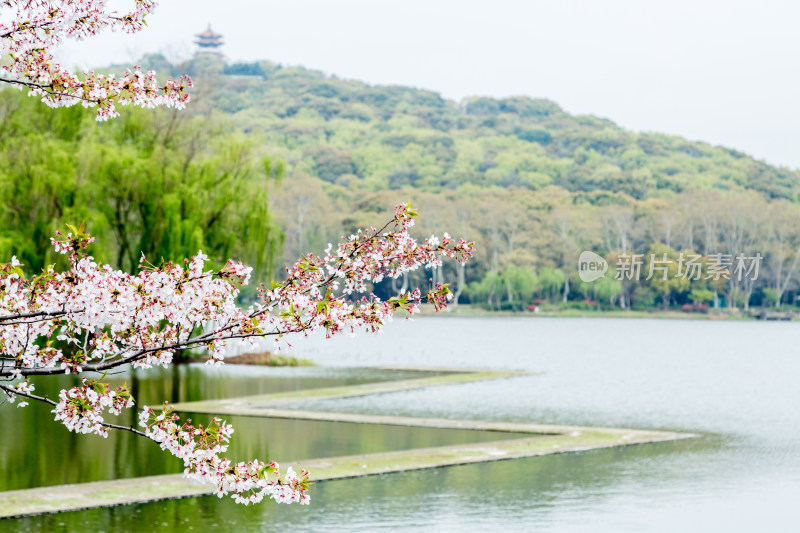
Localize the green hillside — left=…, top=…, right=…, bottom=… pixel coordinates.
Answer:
left=195, top=56, right=798, bottom=202
left=3, top=54, right=800, bottom=311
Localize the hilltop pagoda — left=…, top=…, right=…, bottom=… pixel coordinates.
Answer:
left=194, top=25, right=224, bottom=56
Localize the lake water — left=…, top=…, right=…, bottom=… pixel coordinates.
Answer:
left=4, top=317, right=800, bottom=532
left=0, top=366, right=490, bottom=491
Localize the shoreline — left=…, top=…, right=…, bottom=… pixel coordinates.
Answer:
left=414, top=305, right=792, bottom=321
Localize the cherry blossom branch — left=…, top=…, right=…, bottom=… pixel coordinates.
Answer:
left=0, top=382, right=146, bottom=437
left=1, top=210, right=471, bottom=378
left=100, top=421, right=148, bottom=437
left=0, top=0, right=192, bottom=120
left=0, top=310, right=67, bottom=322
left=0, top=383, right=56, bottom=406
left=0, top=206, right=474, bottom=506
left=0, top=20, right=55, bottom=39
left=0, top=77, right=97, bottom=103
left=4, top=315, right=320, bottom=376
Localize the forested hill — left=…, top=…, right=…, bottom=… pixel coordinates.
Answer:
left=4, top=54, right=800, bottom=311
left=171, top=55, right=799, bottom=202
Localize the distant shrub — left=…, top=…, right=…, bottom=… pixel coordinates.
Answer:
left=517, top=128, right=553, bottom=145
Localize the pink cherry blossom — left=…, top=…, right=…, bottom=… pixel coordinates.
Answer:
left=0, top=1, right=192, bottom=120
left=0, top=207, right=475, bottom=505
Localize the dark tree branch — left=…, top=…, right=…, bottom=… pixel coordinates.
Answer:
left=0, top=310, right=66, bottom=322
left=0, top=78, right=98, bottom=104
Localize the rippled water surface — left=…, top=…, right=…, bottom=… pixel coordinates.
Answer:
left=0, top=366, right=456, bottom=490
left=5, top=317, right=800, bottom=532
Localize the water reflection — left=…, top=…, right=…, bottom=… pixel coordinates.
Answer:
left=0, top=365, right=501, bottom=492
left=6, top=438, right=714, bottom=532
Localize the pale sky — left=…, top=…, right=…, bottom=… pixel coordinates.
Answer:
left=53, top=0, right=800, bottom=169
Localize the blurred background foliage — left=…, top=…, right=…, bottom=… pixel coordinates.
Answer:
left=3, top=53, right=800, bottom=311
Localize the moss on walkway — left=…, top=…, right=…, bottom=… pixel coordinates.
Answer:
left=0, top=423, right=690, bottom=518
left=167, top=368, right=532, bottom=411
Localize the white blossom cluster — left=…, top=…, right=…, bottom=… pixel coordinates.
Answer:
left=1, top=379, right=34, bottom=407
left=0, top=1, right=191, bottom=120
left=53, top=378, right=134, bottom=437
left=139, top=406, right=311, bottom=505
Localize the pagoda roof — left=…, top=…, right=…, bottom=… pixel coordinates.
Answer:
left=196, top=25, right=223, bottom=39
